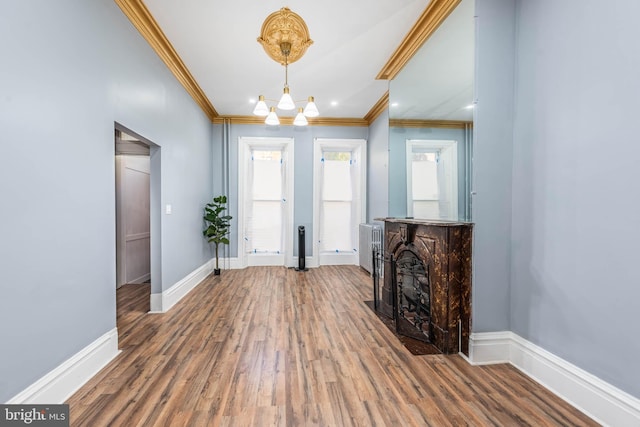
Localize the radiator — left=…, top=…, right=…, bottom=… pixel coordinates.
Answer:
left=359, top=223, right=382, bottom=275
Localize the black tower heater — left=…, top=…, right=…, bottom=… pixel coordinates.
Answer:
left=296, top=226, right=308, bottom=271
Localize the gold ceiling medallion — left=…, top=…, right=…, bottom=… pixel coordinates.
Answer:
left=257, top=7, right=313, bottom=65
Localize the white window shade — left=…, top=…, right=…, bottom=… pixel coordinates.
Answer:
left=244, top=150, right=286, bottom=254
left=320, top=156, right=354, bottom=252
left=412, top=158, right=439, bottom=200
left=248, top=201, right=282, bottom=252
left=322, top=159, right=352, bottom=201
left=252, top=155, right=282, bottom=199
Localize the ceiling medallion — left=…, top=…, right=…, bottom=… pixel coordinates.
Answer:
left=257, top=7, right=313, bottom=65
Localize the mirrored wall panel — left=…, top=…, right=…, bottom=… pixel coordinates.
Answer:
left=388, top=0, right=474, bottom=221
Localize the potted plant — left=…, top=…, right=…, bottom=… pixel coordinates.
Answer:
left=203, top=195, right=232, bottom=275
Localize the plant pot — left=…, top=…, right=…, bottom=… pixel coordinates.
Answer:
left=214, top=268, right=221, bottom=276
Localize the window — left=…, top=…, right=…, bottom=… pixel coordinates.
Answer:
left=320, top=151, right=354, bottom=252
left=238, top=137, right=294, bottom=267
left=313, top=139, right=366, bottom=266
left=245, top=150, right=284, bottom=253
left=411, top=151, right=440, bottom=218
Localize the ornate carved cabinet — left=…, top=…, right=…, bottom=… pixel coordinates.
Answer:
left=378, top=218, right=473, bottom=355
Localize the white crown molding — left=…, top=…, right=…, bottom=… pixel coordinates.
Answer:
left=466, top=331, right=640, bottom=427
left=7, top=329, right=119, bottom=404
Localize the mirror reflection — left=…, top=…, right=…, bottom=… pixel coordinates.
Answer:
left=388, top=0, right=474, bottom=222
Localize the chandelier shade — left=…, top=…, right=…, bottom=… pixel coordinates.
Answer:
left=277, top=87, right=296, bottom=111
left=303, top=96, right=319, bottom=118
left=293, top=108, right=308, bottom=126
left=265, top=107, right=280, bottom=126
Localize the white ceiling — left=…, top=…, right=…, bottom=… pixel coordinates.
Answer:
left=143, top=0, right=429, bottom=119
left=142, top=0, right=474, bottom=121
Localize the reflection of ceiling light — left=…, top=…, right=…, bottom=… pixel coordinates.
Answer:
left=252, top=8, right=319, bottom=126
left=391, top=102, right=399, bottom=107
left=465, top=104, right=475, bottom=109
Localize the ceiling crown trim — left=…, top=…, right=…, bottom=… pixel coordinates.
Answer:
left=257, top=7, right=313, bottom=65
left=376, top=0, right=461, bottom=80
left=214, top=115, right=368, bottom=127
left=389, top=119, right=471, bottom=129
left=364, top=91, right=389, bottom=125
left=114, top=0, right=218, bottom=121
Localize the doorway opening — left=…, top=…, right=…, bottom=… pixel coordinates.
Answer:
left=114, top=124, right=159, bottom=346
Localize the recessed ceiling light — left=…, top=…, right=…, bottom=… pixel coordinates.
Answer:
left=465, top=104, right=474, bottom=109
left=331, top=101, right=338, bottom=106
left=249, top=98, right=256, bottom=104
left=391, top=102, right=399, bottom=107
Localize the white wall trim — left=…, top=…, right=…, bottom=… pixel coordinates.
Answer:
left=318, top=252, right=358, bottom=266
left=467, top=332, right=640, bottom=427
left=149, top=259, right=214, bottom=313
left=223, top=256, right=317, bottom=270
left=7, top=328, right=119, bottom=404
left=304, top=256, right=319, bottom=269
left=246, top=254, right=287, bottom=267
left=467, top=331, right=512, bottom=365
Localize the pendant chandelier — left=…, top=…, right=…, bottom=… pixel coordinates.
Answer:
left=253, top=7, right=319, bottom=126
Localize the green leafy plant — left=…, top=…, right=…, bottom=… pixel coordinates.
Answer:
left=203, top=195, right=232, bottom=274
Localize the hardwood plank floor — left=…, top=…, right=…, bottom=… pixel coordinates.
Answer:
left=68, top=266, right=598, bottom=426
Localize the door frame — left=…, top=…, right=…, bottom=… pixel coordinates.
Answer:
left=114, top=123, right=161, bottom=313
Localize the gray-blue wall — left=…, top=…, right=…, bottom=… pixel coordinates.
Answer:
left=367, top=111, right=389, bottom=223
left=212, top=124, right=369, bottom=258
left=471, top=0, right=516, bottom=333
left=510, top=0, right=640, bottom=397
left=0, top=0, right=213, bottom=402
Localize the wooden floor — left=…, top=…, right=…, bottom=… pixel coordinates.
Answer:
left=68, top=266, right=598, bottom=426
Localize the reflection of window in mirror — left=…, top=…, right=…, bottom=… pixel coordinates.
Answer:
left=406, top=140, right=458, bottom=220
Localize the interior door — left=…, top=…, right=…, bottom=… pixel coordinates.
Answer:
left=115, top=155, right=150, bottom=287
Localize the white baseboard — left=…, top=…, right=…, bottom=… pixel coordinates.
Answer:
left=319, top=253, right=358, bottom=266
left=304, top=256, right=318, bottom=268
left=467, top=332, right=640, bottom=427
left=129, top=272, right=150, bottom=284
left=467, top=331, right=512, bottom=365
left=7, top=328, right=119, bottom=404
left=224, top=256, right=318, bottom=270
left=150, top=259, right=214, bottom=313
left=227, top=257, right=242, bottom=269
